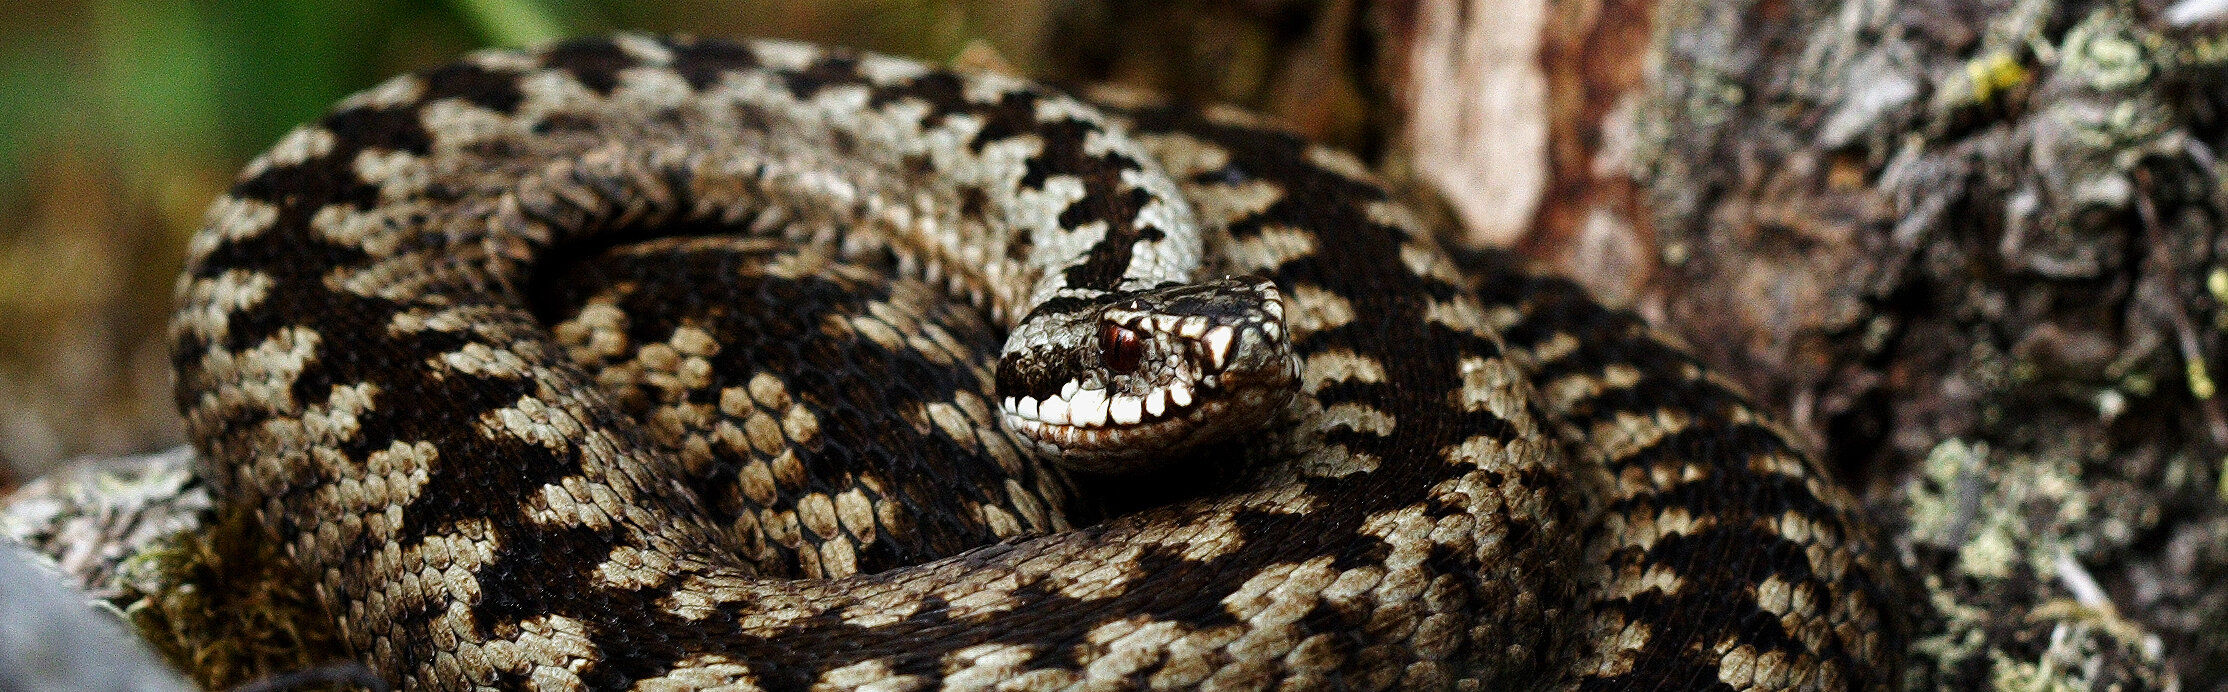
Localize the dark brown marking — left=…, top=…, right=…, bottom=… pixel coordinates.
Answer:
left=541, top=38, right=639, bottom=96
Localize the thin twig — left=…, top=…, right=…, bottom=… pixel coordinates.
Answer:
left=2133, top=167, right=2228, bottom=448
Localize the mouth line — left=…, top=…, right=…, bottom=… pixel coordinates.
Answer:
left=1002, top=395, right=1235, bottom=463
left=999, top=376, right=1212, bottom=430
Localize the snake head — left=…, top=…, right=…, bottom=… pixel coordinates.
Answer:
left=997, top=276, right=1299, bottom=474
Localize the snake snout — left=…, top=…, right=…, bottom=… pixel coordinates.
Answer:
left=996, top=277, right=1299, bottom=474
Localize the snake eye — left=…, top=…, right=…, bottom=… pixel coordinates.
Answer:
left=1101, top=322, right=1143, bottom=374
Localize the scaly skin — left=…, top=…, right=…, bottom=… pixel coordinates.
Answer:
left=171, top=34, right=1898, bottom=690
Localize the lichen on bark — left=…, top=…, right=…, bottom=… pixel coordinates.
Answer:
left=1644, top=0, right=2228, bottom=687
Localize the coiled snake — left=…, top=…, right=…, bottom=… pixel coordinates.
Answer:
left=171, top=35, right=1903, bottom=690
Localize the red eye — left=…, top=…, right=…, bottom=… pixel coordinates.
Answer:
left=1101, top=322, right=1143, bottom=374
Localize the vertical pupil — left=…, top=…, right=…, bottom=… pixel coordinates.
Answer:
left=1102, top=324, right=1143, bottom=373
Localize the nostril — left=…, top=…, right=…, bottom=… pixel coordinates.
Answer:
left=1101, top=322, right=1144, bottom=374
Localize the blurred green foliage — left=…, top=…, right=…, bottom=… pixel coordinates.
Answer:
left=0, top=0, right=1032, bottom=191
left=0, top=0, right=1049, bottom=478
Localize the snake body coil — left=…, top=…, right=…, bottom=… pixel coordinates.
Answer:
left=172, top=35, right=1901, bottom=690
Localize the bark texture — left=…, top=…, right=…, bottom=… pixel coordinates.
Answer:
left=1641, top=1, right=2226, bottom=688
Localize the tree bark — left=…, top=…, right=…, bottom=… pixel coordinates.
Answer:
left=1629, top=0, right=2219, bottom=687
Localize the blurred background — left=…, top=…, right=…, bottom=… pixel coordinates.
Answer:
left=0, top=0, right=1390, bottom=488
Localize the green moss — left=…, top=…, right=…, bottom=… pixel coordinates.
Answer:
left=2058, top=11, right=2152, bottom=92
left=115, top=510, right=350, bottom=691
left=1902, top=438, right=2171, bottom=689
left=1988, top=651, right=2081, bottom=692
left=1964, top=52, right=2030, bottom=105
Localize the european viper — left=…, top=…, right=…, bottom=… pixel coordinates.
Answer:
left=171, top=35, right=1902, bottom=690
